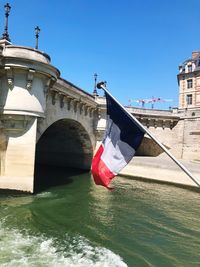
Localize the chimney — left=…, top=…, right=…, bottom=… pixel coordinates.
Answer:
left=192, top=51, right=200, bottom=59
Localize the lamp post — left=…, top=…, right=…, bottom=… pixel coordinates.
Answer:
left=35, top=26, right=40, bottom=49
left=93, top=73, right=98, bottom=96
left=2, top=3, right=11, bottom=41
left=103, top=81, right=107, bottom=97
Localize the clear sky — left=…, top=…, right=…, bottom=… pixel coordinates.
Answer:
left=2, top=0, right=200, bottom=109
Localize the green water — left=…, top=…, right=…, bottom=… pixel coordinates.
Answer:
left=0, top=171, right=200, bottom=267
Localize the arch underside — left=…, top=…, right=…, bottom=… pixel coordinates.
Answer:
left=35, top=119, right=93, bottom=170
left=136, top=136, right=165, bottom=157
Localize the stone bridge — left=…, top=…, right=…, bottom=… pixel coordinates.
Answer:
left=0, top=41, right=98, bottom=192
left=0, top=40, right=199, bottom=193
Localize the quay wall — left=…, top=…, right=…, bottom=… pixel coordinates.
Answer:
left=96, top=97, right=200, bottom=161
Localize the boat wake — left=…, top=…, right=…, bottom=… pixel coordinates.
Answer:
left=0, top=222, right=127, bottom=267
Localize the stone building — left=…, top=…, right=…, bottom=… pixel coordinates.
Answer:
left=178, top=51, right=200, bottom=111
left=174, top=52, right=200, bottom=160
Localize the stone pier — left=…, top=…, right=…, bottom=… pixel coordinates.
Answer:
left=0, top=40, right=59, bottom=192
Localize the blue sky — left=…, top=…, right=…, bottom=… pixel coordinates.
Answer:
left=2, top=0, right=200, bottom=109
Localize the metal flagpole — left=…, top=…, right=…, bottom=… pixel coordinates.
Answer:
left=97, top=81, right=200, bottom=187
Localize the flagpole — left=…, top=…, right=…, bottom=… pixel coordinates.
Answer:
left=97, top=81, right=200, bottom=187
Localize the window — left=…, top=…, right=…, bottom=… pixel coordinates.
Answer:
left=187, top=79, right=193, bottom=88
left=186, top=94, right=192, bottom=105
left=188, top=65, right=192, bottom=72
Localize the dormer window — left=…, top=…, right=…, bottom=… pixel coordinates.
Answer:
left=188, top=65, right=192, bottom=72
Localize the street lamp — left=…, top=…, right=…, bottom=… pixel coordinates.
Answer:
left=2, top=3, right=11, bottom=41
left=102, top=81, right=107, bottom=97
left=93, top=73, right=98, bottom=96
left=35, top=26, right=40, bottom=49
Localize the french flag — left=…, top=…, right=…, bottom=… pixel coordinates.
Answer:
left=91, top=92, right=145, bottom=189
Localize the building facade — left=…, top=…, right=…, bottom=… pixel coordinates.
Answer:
left=178, top=51, right=200, bottom=110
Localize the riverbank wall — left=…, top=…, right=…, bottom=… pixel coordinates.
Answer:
left=119, top=156, right=200, bottom=188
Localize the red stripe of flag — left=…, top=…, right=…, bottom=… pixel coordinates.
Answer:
left=91, top=144, right=115, bottom=188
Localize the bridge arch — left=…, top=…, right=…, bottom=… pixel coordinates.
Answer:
left=35, top=119, right=93, bottom=170
left=136, top=136, right=164, bottom=157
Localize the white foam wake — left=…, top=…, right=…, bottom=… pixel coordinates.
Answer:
left=0, top=225, right=127, bottom=267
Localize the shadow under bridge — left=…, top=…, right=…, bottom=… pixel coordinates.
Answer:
left=34, top=119, right=93, bottom=191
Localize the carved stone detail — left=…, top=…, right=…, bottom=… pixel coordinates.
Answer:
left=44, top=79, right=50, bottom=95
left=170, top=120, right=174, bottom=130
left=5, top=66, right=14, bottom=89
left=162, top=120, right=166, bottom=129
left=146, top=118, right=150, bottom=128
left=0, top=114, right=32, bottom=135
left=154, top=119, right=158, bottom=128
left=85, top=106, right=89, bottom=116
left=26, top=69, right=35, bottom=90
left=44, top=77, right=56, bottom=95
left=89, top=107, right=93, bottom=117
left=79, top=103, right=84, bottom=114
left=59, top=94, right=65, bottom=108
left=73, top=100, right=79, bottom=113
left=51, top=90, right=57, bottom=105
left=66, top=97, right=73, bottom=111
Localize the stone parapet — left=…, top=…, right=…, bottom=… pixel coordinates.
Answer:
left=0, top=45, right=60, bottom=118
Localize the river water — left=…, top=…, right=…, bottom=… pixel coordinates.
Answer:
left=0, top=170, right=200, bottom=267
